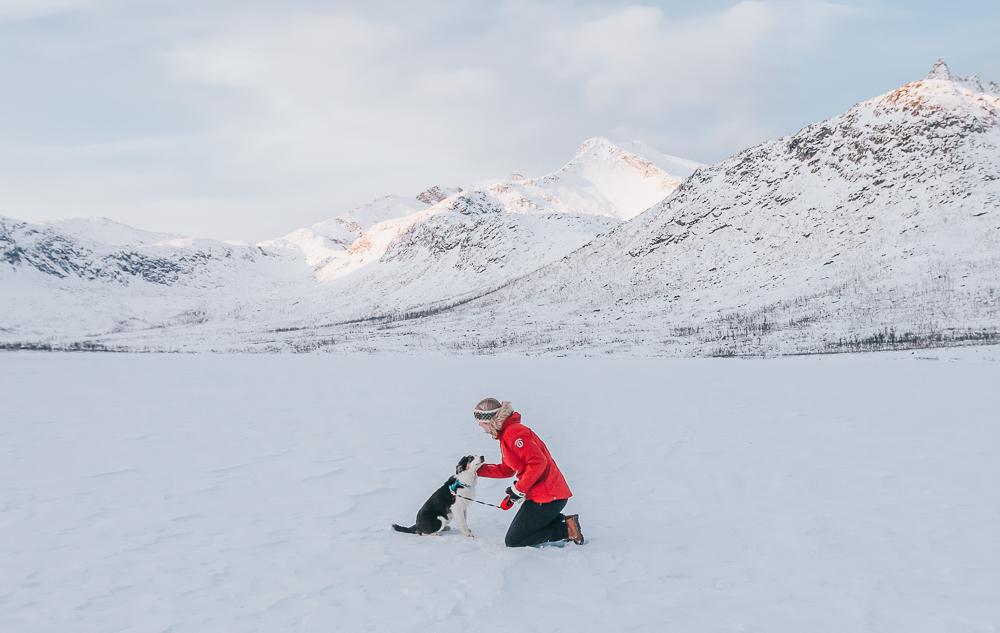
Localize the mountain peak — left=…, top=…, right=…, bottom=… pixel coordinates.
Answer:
left=416, top=186, right=459, bottom=206
left=926, top=58, right=952, bottom=81
left=571, top=137, right=703, bottom=179
left=575, top=136, right=621, bottom=157
left=916, top=59, right=995, bottom=96
left=869, top=61, right=999, bottom=116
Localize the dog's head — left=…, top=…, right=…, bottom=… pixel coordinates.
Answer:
left=456, top=454, right=486, bottom=476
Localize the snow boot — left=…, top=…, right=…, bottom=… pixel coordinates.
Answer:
left=565, top=514, right=585, bottom=545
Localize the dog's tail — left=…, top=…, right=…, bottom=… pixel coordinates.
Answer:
left=392, top=523, right=419, bottom=534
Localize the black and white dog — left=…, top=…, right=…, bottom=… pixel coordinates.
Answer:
left=392, top=455, right=484, bottom=537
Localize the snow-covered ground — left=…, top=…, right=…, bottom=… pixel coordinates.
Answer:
left=2, top=350, right=999, bottom=632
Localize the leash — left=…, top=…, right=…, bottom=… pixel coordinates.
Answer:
left=455, top=493, right=503, bottom=509
left=449, top=480, right=503, bottom=510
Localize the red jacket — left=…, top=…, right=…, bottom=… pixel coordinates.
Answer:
left=477, top=412, right=572, bottom=503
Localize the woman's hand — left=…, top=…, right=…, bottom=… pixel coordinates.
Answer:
left=499, top=484, right=525, bottom=510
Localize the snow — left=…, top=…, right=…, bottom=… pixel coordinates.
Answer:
left=261, top=223, right=361, bottom=269
left=2, top=63, right=998, bottom=355
left=39, top=218, right=183, bottom=247
left=615, top=139, right=705, bottom=178
left=1, top=136, right=689, bottom=344
left=339, top=194, right=431, bottom=229
left=495, top=136, right=686, bottom=221
left=380, top=60, right=999, bottom=357
left=3, top=351, right=999, bottom=632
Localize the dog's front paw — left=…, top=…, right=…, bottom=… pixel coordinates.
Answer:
left=462, top=530, right=475, bottom=538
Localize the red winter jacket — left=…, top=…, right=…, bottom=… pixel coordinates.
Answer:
left=477, top=412, right=572, bottom=503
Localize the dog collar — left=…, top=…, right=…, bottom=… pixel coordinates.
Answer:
left=448, top=480, right=467, bottom=494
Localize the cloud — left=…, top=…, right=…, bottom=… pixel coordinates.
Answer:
left=163, top=3, right=862, bottom=175
left=165, top=12, right=490, bottom=170
left=0, top=0, right=97, bottom=20
left=542, top=1, right=863, bottom=116
left=2, top=2, right=876, bottom=240
left=412, top=67, right=501, bottom=99
left=168, top=12, right=402, bottom=102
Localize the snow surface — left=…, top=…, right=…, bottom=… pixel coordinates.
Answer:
left=2, top=351, right=999, bottom=632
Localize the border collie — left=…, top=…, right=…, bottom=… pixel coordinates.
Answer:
left=392, top=455, right=484, bottom=537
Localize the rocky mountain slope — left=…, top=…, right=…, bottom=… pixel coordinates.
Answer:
left=1, top=138, right=690, bottom=346
left=2, top=62, right=997, bottom=355
left=344, top=60, right=998, bottom=355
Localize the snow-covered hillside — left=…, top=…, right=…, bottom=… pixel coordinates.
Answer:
left=483, top=136, right=688, bottom=221
left=317, top=60, right=999, bottom=356
left=262, top=137, right=684, bottom=283
left=2, top=62, right=998, bottom=355
left=1, top=138, right=690, bottom=344
left=0, top=215, right=310, bottom=341
left=4, top=351, right=999, bottom=632
left=258, top=190, right=459, bottom=270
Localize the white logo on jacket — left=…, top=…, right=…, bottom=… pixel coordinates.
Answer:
left=514, top=438, right=524, bottom=449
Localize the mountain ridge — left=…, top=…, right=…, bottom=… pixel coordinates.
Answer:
left=0, top=137, right=692, bottom=342
left=2, top=61, right=998, bottom=355
left=370, top=60, right=999, bottom=355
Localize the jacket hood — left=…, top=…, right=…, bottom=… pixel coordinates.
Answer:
left=497, top=412, right=522, bottom=438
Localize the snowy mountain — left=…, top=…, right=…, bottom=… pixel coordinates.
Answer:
left=257, top=189, right=453, bottom=270
left=3, top=62, right=997, bottom=354
left=275, top=138, right=686, bottom=323
left=483, top=136, right=689, bottom=221
left=1, top=138, right=691, bottom=347
left=612, top=139, right=704, bottom=183
left=262, top=138, right=686, bottom=283
left=357, top=60, right=999, bottom=355
left=0, top=215, right=308, bottom=342
left=0, top=215, right=298, bottom=295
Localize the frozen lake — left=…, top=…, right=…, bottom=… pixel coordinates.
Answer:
left=2, top=350, right=999, bottom=632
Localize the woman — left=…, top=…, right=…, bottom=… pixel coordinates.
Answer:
left=474, top=398, right=584, bottom=547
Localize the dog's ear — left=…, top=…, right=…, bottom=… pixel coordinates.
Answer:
left=456, top=455, right=473, bottom=474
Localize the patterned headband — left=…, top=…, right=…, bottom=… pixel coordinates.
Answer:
left=473, top=407, right=501, bottom=421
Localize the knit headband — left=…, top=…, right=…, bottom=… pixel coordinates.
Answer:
left=473, top=400, right=511, bottom=420
left=475, top=401, right=513, bottom=437
left=474, top=406, right=501, bottom=420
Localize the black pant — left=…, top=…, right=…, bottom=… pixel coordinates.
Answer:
left=505, top=499, right=569, bottom=547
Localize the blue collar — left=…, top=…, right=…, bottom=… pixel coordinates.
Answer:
left=448, top=480, right=467, bottom=493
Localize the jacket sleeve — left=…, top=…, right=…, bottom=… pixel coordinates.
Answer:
left=511, top=436, right=548, bottom=494
left=477, top=462, right=515, bottom=478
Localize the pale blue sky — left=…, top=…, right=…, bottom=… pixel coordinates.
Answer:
left=1, top=1, right=997, bottom=241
